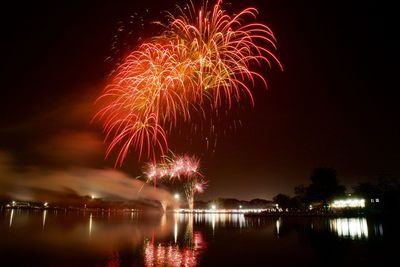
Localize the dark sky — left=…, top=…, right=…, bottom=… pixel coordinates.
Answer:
left=1, top=0, right=398, bottom=200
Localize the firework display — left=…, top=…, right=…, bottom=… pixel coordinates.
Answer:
left=142, top=155, right=207, bottom=209
left=95, top=0, right=281, bottom=164
left=143, top=155, right=199, bottom=182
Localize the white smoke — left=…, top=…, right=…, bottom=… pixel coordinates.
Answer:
left=0, top=151, right=175, bottom=206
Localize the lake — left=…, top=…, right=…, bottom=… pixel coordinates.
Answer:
left=0, top=209, right=398, bottom=266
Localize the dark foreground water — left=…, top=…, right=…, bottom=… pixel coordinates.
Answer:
left=0, top=209, right=398, bottom=267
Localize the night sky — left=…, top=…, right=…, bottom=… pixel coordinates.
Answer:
left=1, top=0, right=398, bottom=200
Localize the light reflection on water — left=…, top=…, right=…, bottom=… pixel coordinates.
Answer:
left=42, top=210, right=47, bottom=229
left=329, top=218, right=369, bottom=239
left=9, top=208, right=14, bottom=228
left=5, top=209, right=386, bottom=239
left=143, top=216, right=206, bottom=267
left=144, top=231, right=205, bottom=267
left=0, top=209, right=390, bottom=266
left=89, top=213, right=93, bottom=237
left=192, top=213, right=247, bottom=229
left=276, top=217, right=282, bottom=235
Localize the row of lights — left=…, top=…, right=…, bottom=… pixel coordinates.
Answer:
left=331, top=198, right=366, bottom=208
left=5, top=194, right=98, bottom=208
left=6, top=201, right=48, bottom=208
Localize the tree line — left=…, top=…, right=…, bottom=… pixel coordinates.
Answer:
left=273, top=167, right=400, bottom=214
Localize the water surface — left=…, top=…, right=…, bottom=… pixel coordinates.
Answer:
left=0, top=209, right=397, bottom=266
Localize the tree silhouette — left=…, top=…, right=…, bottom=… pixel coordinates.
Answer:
left=354, top=176, right=400, bottom=211
left=273, top=194, right=291, bottom=209
left=353, top=182, right=378, bottom=199
left=305, top=168, right=346, bottom=204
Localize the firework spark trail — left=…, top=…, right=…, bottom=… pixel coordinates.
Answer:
left=95, top=43, right=189, bottom=165
left=184, top=178, right=208, bottom=210
left=95, top=0, right=282, bottom=165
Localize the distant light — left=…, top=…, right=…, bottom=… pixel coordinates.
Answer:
left=12, top=201, right=16, bottom=206
left=211, top=205, right=216, bottom=210
left=309, top=205, right=313, bottom=210
left=91, top=195, right=95, bottom=199
left=331, top=198, right=365, bottom=208
left=174, top=193, right=180, bottom=200
left=239, top=205, right=242, bottom=209
left=44, top=202, right=49, bottom=207
left=375, top=198, right=379, bottom=203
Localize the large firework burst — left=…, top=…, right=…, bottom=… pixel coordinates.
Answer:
left=95, top=0, right=281, bottom=165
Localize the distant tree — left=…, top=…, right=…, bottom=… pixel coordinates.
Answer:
left=306, top=168, right=346, bottom=204
left=289, top=195, right=307, bottom=210
left=249, top=198, right=270, bottom=208
left=376, top=176, right=400, bottom=210
left=217, top=198, right=241, bottom=209
left=353, top=176, right=400, bottom=212
left=353, top=182, right=379, bottom=199
left=273, top=194, right=291, bottom=209
left=194, top=200, right=209, bottom=209
left=293, top=184, right=309, bottom=205
left=294, top=184, right=307, bottom=197
left=377, top=176, right=399, bottom=193
left=239, top=200, right=249, bottom=208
